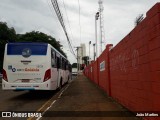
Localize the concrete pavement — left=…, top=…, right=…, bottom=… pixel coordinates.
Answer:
left=41, top=75, right=141, bottom=120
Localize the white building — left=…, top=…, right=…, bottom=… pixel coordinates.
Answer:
left=77, top=43, right=86, bottom=65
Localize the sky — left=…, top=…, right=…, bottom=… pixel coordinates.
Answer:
left=0, top=0, right=159, bottom=64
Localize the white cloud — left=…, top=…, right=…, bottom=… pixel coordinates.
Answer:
left=0, top=0, right=160, bottom=64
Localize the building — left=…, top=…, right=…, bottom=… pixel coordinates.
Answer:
left=77, top=44, right=86, bottom=70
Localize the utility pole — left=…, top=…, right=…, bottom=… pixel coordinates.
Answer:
left=89, top=41, right=91, bottom=65
left=95, top=12, right=99, bottom=58
left=81, top=46, right=83, bottom=65
left=98, top=0, right=105, bottom=54
left=93, top=43, right=96, bottom=61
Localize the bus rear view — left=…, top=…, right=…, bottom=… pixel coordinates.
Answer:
left=2, top=42, right=52, bottom=90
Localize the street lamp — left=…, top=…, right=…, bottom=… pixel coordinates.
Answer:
left=93, top=43, right=96, bottom=61
left=89, top=41, right=91, bottom=65
left=95, top=12, right=99, bottom=59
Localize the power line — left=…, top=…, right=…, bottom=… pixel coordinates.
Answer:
left=77, top=0, right=82, bottom=44
left=62, top=0, right=75, bottom=45
left=46, top=0, right=75, bottom=56
left=46, top=0, right=74, bottom=56
left=51, top=0, right=76, bottom=58
left=46, top=0, right=55, bottom=19
left=61, top=0, right=79, bottom=57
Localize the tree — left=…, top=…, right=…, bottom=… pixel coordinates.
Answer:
left=0, top=22, right=17, bottom=72
left=82, top=56, right=89, bottom=65
left=135, top=14, right=144, bottom=26
left=17, top=31, right=66, bottom=57
left=0, top=22, right=67, bottom=72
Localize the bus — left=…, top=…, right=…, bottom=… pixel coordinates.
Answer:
left=2, top=42, right=71, bottom=90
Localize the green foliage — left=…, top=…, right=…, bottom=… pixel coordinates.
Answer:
left=0, top=22, right=67, bottom=72
left=0, top=22, right=17, bottom=72
left=82, top=56, right=89, bottom=65
left=0, top=22, right=17, bottom=42
left=17, top=31, right=66, bottom=57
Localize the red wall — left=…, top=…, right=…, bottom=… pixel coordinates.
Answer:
left=84, top=3, right=160, bottom=120
left=98, top=45, right=112, bottom=96
left=92, top=60, right=99, bottom=84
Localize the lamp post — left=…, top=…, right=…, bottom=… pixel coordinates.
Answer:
left=95, top=12, right=99, bottom=59
left=93, top=43, right=96, bottom=61
left=89, top=41, right=91, bottom=65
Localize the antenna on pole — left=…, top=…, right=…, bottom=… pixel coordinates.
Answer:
left=135, top=14, right=144, bottom=26
left=98, top=0, right=105, bottom=54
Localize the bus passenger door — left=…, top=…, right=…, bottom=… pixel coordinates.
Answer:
left=56, top=56, right=61, bottom=88
left=51, top=50, right=58, bottom=89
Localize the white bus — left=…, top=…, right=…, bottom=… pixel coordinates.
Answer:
left=2, top=42, right=71, bottom=90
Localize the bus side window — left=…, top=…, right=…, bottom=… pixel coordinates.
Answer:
left=68, top=62, right=71, bottom=71
left=63, top=59, right=65, bottom=70
left=55, top=52, right=57, bottom=67
left=60, top=57, right=62, bottom=69
left=62, top=58, right=65, bottom=70
left=57, top=56, right=60, bottom=69
left=51, top=49, right=56, bottom=68
left=65, top=60, right=67, bottom=70
left=57, top=57, right=59, bottom=68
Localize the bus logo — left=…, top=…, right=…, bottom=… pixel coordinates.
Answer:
left=22, top=48, right=31, bottom=58
left=8, top=65, right=16, bottom=72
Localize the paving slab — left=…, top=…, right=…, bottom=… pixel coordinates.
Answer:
left=41, top=75, right=141, bottom=120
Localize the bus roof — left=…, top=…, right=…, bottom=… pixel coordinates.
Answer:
left=7, top=42, right=48, bottom=46
left=7, top=42, right=69, bottom=62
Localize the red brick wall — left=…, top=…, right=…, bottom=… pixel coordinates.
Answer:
left=109, top=3, right=160, bottom=114
left=98, top=45, right=112, bottom=96
left=84, top=3, right=160, bottom=119
left=92, top=61, right=99, bottom=84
